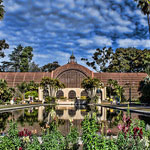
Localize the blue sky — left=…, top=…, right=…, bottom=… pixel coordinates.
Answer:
left=0, top=0, right=150, bottom=67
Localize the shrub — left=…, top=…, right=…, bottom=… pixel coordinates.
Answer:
left=25, top=91, right=38, bottom=100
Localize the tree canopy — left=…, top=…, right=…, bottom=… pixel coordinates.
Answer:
left=82, top=47, right=150, bottom=72
left=3, top=45, right=33, bottom=72
left=41, top=61, right=60, bottom=72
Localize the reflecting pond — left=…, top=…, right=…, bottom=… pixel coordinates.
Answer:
left=0, top=105, right=150, bottom=136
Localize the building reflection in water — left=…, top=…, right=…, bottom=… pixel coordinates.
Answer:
left=0, top=105, right=147, bottom=136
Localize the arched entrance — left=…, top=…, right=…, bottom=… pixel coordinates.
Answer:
left=68, top=90, right=76, bottom=99
left=56, top=90, right=64, bottom=98
left=81, top=90, right=88, bottom=97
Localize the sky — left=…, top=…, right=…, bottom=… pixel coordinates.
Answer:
left=0, top=0, right=150, bottom=67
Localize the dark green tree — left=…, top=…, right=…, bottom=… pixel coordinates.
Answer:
left=0, top=79, right=15, bottom=102
left=0, top=40, right=9, bottom=71
left=81, top=47, right=113, bottom=72
left=5, top=45, right=33, bottom=72
left=9, top=45, right=23, bottom=72
left=20, top=46, right=33, bottom=72
left=139, top=65, right=150, bottom=103
left=41, top=61, right=60, bottom=72
left=134, top=0, right=150, bottom=35
left=107, top=48, right=150, bottom=72
left=83, top=47, right=150, bottom=72
left=29, top=62, right=41, bottom=72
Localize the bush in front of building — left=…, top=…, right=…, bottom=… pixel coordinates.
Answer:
left=45, top=96, right=56, bottom=103
left=25, top=91, right=38, bottom=100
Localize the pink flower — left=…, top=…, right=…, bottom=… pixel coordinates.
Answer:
left=118, top=124, right=122, bottom=130
left=107, top=129, right=111, bottom=134
left=123, top=114, right=126, bottom=122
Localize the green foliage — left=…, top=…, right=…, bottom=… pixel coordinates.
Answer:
left=20, top=46, right=33, bottom=72
left=4, top=45, right=33, bottom=72
left=41, top=61, right=60, bottom=72
left=0, top=122, right=21, bottom=149
left=0, top=79, right=15, bottom=102
left=45, top=96, right=56, bottom=103
left=82, top=113, right=100, bottom=150
left=81, top=47, right=113, bottom=72
left=29, top=61, right=41, bottom=72
left=81, top=77, right=103, bottom=98
left=25, top=91, right=38, bottom=100
left=106, top=79, right=125, bottom=102
left=65, top=126, right=79, bottom=150
left=41, top=128, right=65, bottom=150
left=26, top=135, right=41, bottom=150
left=82, top=47, right=150, bottom=73
left=40, top=77, right=65, bottom=98
left=139, top=66, right=150, bottom=103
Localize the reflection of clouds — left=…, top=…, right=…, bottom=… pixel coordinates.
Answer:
left=1, top=0, right=149, bottom=67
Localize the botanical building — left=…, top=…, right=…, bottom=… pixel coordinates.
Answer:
left=0, top=54, right=147, bottom=100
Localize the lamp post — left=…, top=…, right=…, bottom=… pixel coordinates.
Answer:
left=126, top=82, right=134, bottom=105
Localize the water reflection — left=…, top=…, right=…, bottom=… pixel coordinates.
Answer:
left=0, top=105, right=150, bottom=136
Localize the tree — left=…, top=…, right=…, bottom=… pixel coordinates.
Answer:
left=17, top=82, right=28, bottom=100
left=81, top=47, right=113, bottom=72
left=81, top=77, right=103, bottom=98
left=9, top=45, right=23, bottom=72
left=40, top=77, right=65, bottom=98
left=134, top=0, right=150, bottom=35
left=83, top=47, right=150, bottom=72
left=107, top=79, right=118, bottom=98
left=0, top=40, right=9, bottom=71
left=106, top=79, right=125, bottom=102
left=0, top=79, right=15, bottom=102
left=6, top=45, right=33, bottom=72
left=107, top=48, right=148, bottom=72
left=20, top=46, right=33, bottom=72
left=0, top=0, right=5, bottom=20
left=41, top=61, right=60, bottom=72
left=29, top=62, right=41, bottom=72
left=139, top=65, right=150, bottom=103
left=26, top=81, right=39, bottom=92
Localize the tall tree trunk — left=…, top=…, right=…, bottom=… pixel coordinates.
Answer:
left=147, top=14, right=150, bottom=37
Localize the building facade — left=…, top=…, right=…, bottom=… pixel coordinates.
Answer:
left=0, top=54, right=147, bottom=101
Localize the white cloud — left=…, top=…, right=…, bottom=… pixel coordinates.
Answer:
left=77, top=39, right=93, bottom=47
left=34, top=54, right=50, bottom=59
left=87, top=49, right=96, bottom=54
left=93, top=36, right=112, bottom=46
left=117, top=39, right=150, bottom=48
left=107, top=26, right=132, bottom=33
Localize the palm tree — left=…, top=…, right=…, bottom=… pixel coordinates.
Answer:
left=134, top=0, right=150, bottom=35
left=17, top=82, right=28, bottom=100
left=40, top=77, right=65, bottom=97
left=107, top=79, right=118, bottom=98
left=114, top=85, right=124, bottom=102
left=81, top=77, right=103, bottom=98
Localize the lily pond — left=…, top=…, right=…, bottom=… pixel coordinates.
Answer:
left=0, top=105, right=150, bottom=136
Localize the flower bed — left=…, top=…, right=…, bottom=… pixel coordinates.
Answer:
left=0, top=112, right=150, bottom=150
